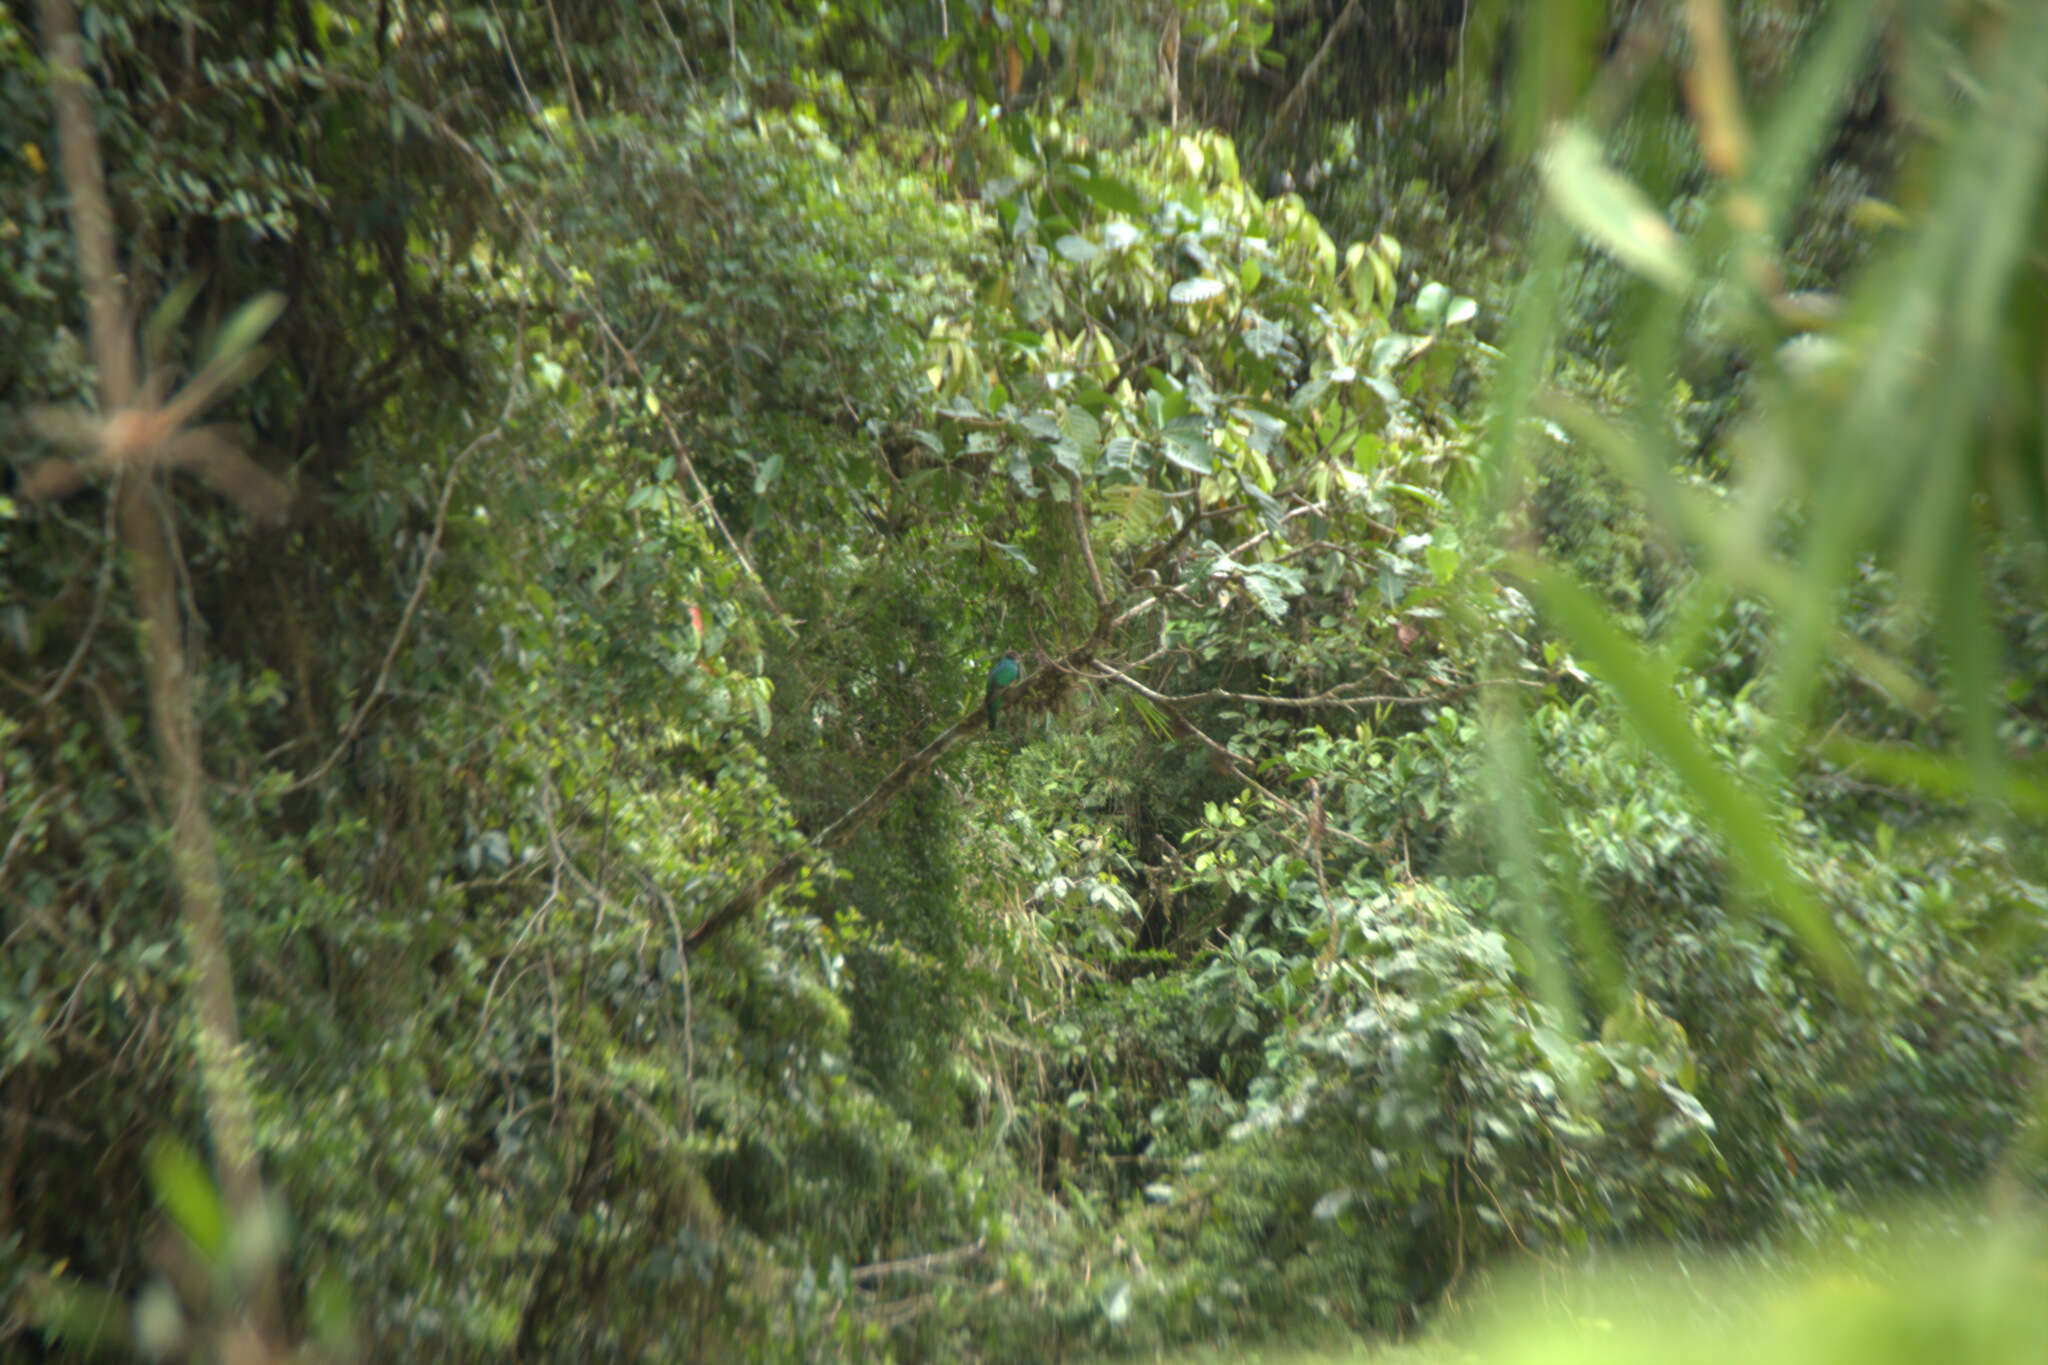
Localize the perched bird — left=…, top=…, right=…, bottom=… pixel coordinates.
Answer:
left=985, top=650, right=1022, bottom=728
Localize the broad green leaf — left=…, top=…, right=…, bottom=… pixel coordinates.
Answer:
left=1100, top=482, right=1169, bottom=547
left=1160, top=415, right=1214, bottom=473
left=1425, top=543, right=1460, bottom=584
left=1100, top=218, right=1141, bottom=251
left=147, top=1137, right=228, bottom=1258
left=1289, top=373, right=1331, bottom=414
left=1242, top=562, right=1305, bottom=620
left=1055, top=234, right=1100, bottom=265
left=1370, top=334, right=1420, bottom=374
left=1539, top=122, right=1693, bottom=292
left=1413, top=281, right=1451, bottom=328
left=1070, top=171, right=1147, bottom=217
left=1060, top=405, right=1101, bottom=455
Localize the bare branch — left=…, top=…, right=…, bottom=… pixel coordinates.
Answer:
left=14, top=457, right=84, bottom=501
left=847, top=1237, right=987, bottom=1285
left=42, top=2, right=135, bottom=405
left=685, top=655, right=1067, bottom=951
left=1088, top=659, right=1389, bottom=855
left=1060, top=467, right=1113, bottom=627
left=35, top=485, right=120, bottom=707
left=1128, top=678, right=1481, bottom=712
left=1253, top=0, right=1366, bottom=164
left=263, top=422, right=503, bottom=796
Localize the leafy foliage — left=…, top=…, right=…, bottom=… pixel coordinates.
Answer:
left=4, top=1, right=2045, bottom=1361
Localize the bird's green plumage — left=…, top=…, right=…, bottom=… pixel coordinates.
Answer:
left=985, top=651, right=1022, bottom=728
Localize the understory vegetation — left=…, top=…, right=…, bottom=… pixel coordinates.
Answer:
left=3, top=1, right=2046, bottom=1361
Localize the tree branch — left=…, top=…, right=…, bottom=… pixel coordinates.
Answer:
left=684, top=660, right=1063, bottom=952
left=1086, top=659, right=1389, bottom=855
left=1253, top=0, right=1366, bottom=164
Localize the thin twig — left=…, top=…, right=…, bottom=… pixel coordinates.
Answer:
left=647, top=1, right=699, bottom=83
left=35, top=490, right=120, bottom=707
left=1253, top=0, right=1366, bottom=163
left=264, top=421, right=502, bottom=795
left=478, top=887, right=561, bottom=1047
left=846, top=1237, right=987, bottom=1284
left=1088, top=659, right=1389, bottom=855
left=541, top=0, right=586, bottom=126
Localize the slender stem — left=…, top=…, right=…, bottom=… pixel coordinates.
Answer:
left=40, top=0, right=276, bottom=1338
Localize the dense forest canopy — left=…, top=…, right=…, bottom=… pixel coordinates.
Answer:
left=3, top=0, right=2046, bottom=1360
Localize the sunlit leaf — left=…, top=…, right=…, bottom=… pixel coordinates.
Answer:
left=1160, top=414, right=1214, bottom=473
left=203, top=290, right=287, bottom=371
left=1539, top=122, right=1693, bottom=292
left=147, top=1137, right=228, bottom=1259
left=1069, top=170, right=1147, bottom=217
left=1054, top=234, right=1099, bottom=264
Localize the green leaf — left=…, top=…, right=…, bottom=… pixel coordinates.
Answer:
left=206, top=290, right=288, bottom=366
left=1160, top=415, right=1214, bottom=473
left=1822, top=739, right=2048, bottom=819
left=147, top=1137, right=228, bottom=1259
left=1242, top=562, right=1305, bottom=620
left=1425, top=543, right=1460, bottom=584
left=1413, top=281, right=1451, bottom=328
left=1523, top=563, right=1850, bottom=985
left=1054, top=234, right=1099, bottom=265
left=1539, top=122, right=1693, bottom=292
left=990, top=540, right=1040, bottom=575
left=1070, top=170, right=1147, bottom=217
left=23, top=1274, right=129, bottom=1351
left=1370, top=334, right=1421, bottom=374
left=1060, top=405, right=1102, bottom=455
left=146, top=276, right=205, bottom=350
